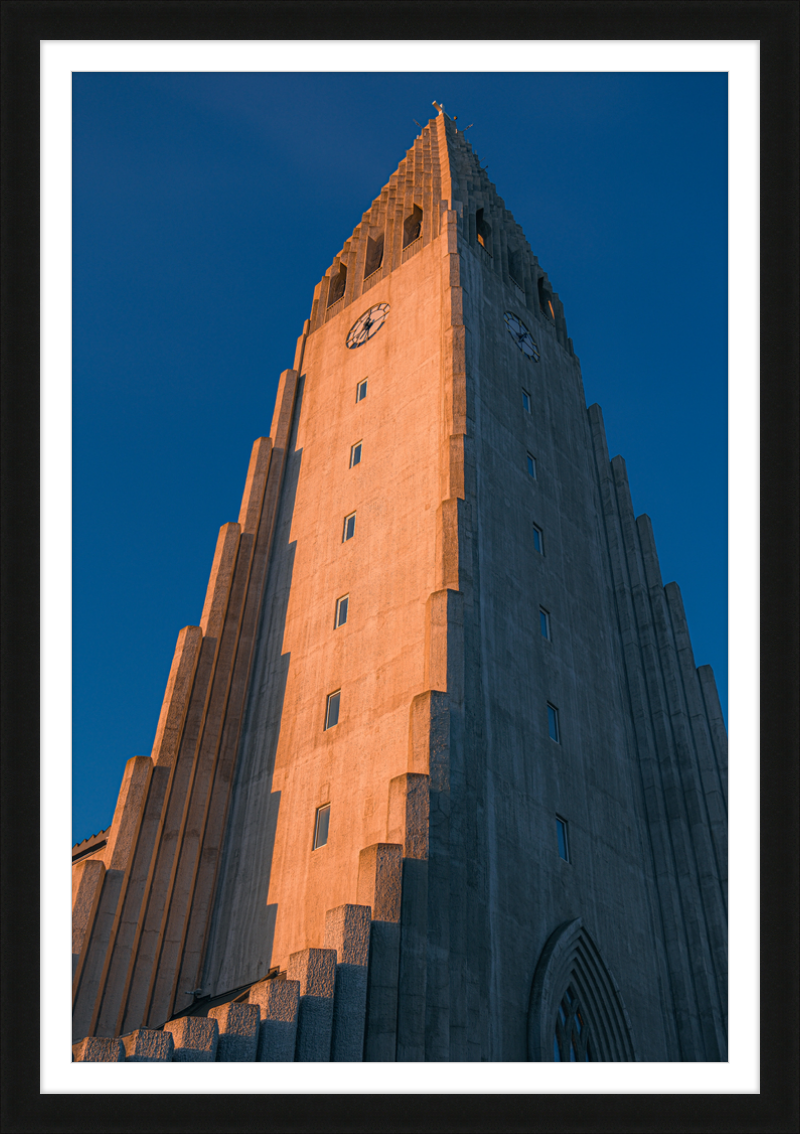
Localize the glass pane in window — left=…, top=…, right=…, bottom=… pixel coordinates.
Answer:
left=527, top=454, right=536, bottom=477
left=557, top=818, right=568, bottom=860
left=350, top=442, right=362, bottom=467
left=344, top=513, right=356, bottom=541
left=548, top=704, right=559, bottom=742
left=314, top=804, right=330, bottom=849
left=325, top=691, right=340, bottom=729
left=540, top=609, right=549, bottom=638
left=357, top=380, right=367, bottom=401
left=533, top=526, right=542, bottom=553
left=336, top=596, right=348, bottom=627
left=522, top=390, right=531, bottom=411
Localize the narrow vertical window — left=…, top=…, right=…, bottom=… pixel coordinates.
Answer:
left=325, top=691, right=341, bottom=730
left=556, top=816, right=569, bottom=861
left=539, top=607, right=551, bottom=640
left=527, top=453, right=537, bottom=478
left=313, top=804, right=331, bottom=849
left=532, top=524, right=544, bottom=553
left=522, top=389, right=531, bottom=412
left=350, top=441, right=362, bottom=468
left=335, top=595, right=349, bottom=628
left=547, top=703, right=560, bottom=742
left=356, top=379, right=368, bottom=402
left=343, top=512, right=356, bottom=542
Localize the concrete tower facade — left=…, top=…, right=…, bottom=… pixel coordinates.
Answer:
left=72, top=108, right=727, bottom=1062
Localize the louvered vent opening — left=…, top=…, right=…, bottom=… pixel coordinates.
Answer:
left=402, top=205, right=422, bottom=248
left=476, top=208, right=492, bottom=255
left=364, top=234, right=384, bottom=278
left=327, top=263, right=347, bottom=307
left=508, top=247, right=523, bottom=287
left=538, top=276, right=555, bottom=319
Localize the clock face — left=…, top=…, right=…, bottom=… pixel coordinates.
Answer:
left=504, top=311, right=540, bottom=362
left=346, top=303, right=390, bottom=349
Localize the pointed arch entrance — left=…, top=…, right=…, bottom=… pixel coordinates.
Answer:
left=528, top=918, right=637, bottom=1061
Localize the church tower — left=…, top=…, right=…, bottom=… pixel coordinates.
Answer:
left=72, top=106, right=728, bottom=1062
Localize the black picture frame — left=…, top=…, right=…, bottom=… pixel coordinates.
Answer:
left=2, top=2, right=797, bottom=1132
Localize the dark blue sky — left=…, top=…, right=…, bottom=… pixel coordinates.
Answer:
left=72, top=72, right=727, bottom=844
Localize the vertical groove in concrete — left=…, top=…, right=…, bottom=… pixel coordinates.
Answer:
left=585, top=405, right=679, bottom=1061
left=200, top=523, right=244, bottom=637
left=698, top=664, right=728, bottom=804
left=82, top=626, right=202, bottom=1037
left=396, top=856, right=428, bottom=1061
left=587, top=406, right=691, bottom=1060
left=612, top=457, right=724, bottom=1060
left=111, top=530, right=243, bottom=1035
left=358, top=845, right=402, bottom=1061
left=141, top=535, right=257, bottom=1024
left=612, top=456, right=712, bottom=1059
left=636, top=518, right=728, bottom=1049
left=324, top=904, right=371, bottom=1061
left=167, top=370, right=301, bottom=1022
left=72, top=858, right=105, bottom=984
left=104, top=443, right=270, bottom=1035
left=147, top=626, right=205, bottom=772
left=73, top=755, right=154, bottom=1041
left=664, top=582, right=729, bottom=891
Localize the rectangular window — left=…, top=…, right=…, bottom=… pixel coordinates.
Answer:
left=539, top=607, right=550, bottom=639
left=527, top=453, right=537, bottom=478
left=356, top=379, right=368, bottom=402
left=325, top=690, right=341, bottom=730
left=350, top=441, right=362, bottom=468
left=522, top=389, right=531, bottom=412
left=313, top=804, right=331, bottom=849
left=343, top=512, right=356, bottom=542
left=547, top=702, right=560, bottom=742
left=532, top=523, right=544, bottom=553
left=556, top=816, right=569, bottom=861
left=335, top=594, right=349, bottom=628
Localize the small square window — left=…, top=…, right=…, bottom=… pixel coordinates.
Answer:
left=313, top=804, right=330, bottom=849
left=539, top=607, right=551, bottom=639
left=356, top=379, right=368, bottom=402
left=522, top=389, right=531, bottom=412
left=325, top=690, right=341, bottom=730
left=350, top=441, right=362, bottom=468
left=527, top=453, right=537, bottom=478
left=547, top=703, right=560, bottom=742
left=556, top=816, right=569, bottom=861
left=343, top=512, right=356, bottom=542
left=532, top=524, right=544, bottom=553
left=335, top=595, right=349, bottom=628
